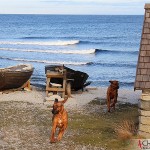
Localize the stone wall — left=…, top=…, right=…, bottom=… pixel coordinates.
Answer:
left=138, top=89, right=150, bottom=138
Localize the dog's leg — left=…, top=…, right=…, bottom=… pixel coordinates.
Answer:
left=50, top=122, right=57, bottom=143
left=110, top=99, right=115, bottom=108
left=57, top=124, right=67, bottom=141
left=106, top=88, right=111, bottom=112
left=57, top=128, right=65, bottom=141
left=113, top=97, right=117, bottom=110
left=107, top=95, right=111, bottom=112
left=107, top=99, right=111, bottom=112
left=112, top=93, right=118, bottom=110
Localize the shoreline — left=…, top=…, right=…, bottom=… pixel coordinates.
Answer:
left=0, top=85, right=141, bottom=110
left=31, top=82, right=137, bottom=91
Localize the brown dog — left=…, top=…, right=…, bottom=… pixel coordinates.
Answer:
left=50, top=96, right=68, bottom=143
left=107, top=80, right=119, bottom=112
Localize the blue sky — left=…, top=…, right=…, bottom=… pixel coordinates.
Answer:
left=0, top=0, right=150, bottom=15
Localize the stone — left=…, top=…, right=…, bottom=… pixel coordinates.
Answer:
left=142, top=89, right=150, bottom=94
left=139, top=124, right=150, bottom=133
left=139, top=109, right=150, bottom=116
left=0, top=131, right=5, bottom=140
left=45, top=94, right=63, bottom=101
left=138, top=130, right=150, bottom=138
left=43, top=101, right=53, bottom=106
left=48, top=92, right=53, bottom=97
left=0, top=140, right=8, bottom=146
left=139, top=116, right=150, bottom=125
left=139, top=100, right=150, bottom=110
left=141, top=95, right=150, bottom=101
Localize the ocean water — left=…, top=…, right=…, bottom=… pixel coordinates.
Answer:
left=0, top=15, right=144, bottom=89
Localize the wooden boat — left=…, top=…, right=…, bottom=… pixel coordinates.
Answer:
left=45, top=65, right=91, bottom=91
left=0, top=64, right=34, bottom=91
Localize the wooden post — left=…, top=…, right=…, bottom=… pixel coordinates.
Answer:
left=62, top=69, right=66, bottom=98
left=46, top=77, right=50, bottom=96
left=22, top=80, right=31, bottom=91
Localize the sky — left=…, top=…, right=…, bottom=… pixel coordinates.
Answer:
left=0, top=0, right=150, bottom=15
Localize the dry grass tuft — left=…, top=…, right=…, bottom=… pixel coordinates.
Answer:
left=114, top=120, right=137, bottom=140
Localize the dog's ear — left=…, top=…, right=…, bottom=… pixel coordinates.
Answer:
left=109, top=80, right=113, bottom=83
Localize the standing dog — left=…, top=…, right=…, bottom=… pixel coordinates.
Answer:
left=50, top=96, right=68, bottom=143
left=107, top=80, right=119, bottom=112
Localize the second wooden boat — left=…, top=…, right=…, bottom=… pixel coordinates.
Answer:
left=45, top=65, right=91, bottom=91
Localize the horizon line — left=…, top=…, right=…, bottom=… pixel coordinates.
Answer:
left=0, top=14, right=144, bottom=16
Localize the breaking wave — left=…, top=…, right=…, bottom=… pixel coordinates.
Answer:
left=89, top=61, right=136, bottom=68
left=0, top=40, right=79, bottom=46
left=0, top=47, right=138, bottom=55
left=0, top=48, right=96, bottom=54
left=95, top=49, right=138, bottom=55
left=0, top=56, right=91, bottom=66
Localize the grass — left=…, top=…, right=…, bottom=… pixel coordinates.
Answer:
left=0, top=100, right=139, bottom=150
left=114, top=120, right=137, bottom=140
left=68, top=100, right=139, bottom=150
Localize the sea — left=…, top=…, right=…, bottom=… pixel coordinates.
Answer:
left=0, top=15, right=144, bottom=89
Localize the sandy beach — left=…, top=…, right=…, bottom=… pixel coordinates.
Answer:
left=0, top=86, right=141, bottom=150
left=0, top=86, right=141, bottom=110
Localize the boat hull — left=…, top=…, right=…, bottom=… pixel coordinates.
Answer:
left=45, top=65, right=90, bottom=91
left=0, top=65, right=33, bottom=91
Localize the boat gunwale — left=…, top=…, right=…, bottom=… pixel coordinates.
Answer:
left=0, top=64, right=34, bottom=72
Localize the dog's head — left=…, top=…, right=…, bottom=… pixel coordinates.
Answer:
left=52, top=98, right=64, bottom=115
left=109, top=80, right=119, bottom=89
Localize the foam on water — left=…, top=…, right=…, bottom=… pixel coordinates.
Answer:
left=0, top=56, right=90, bottom=65
left=0, top=48, right=96, bottom=54
left=0, top=40, right=80, bottom=46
